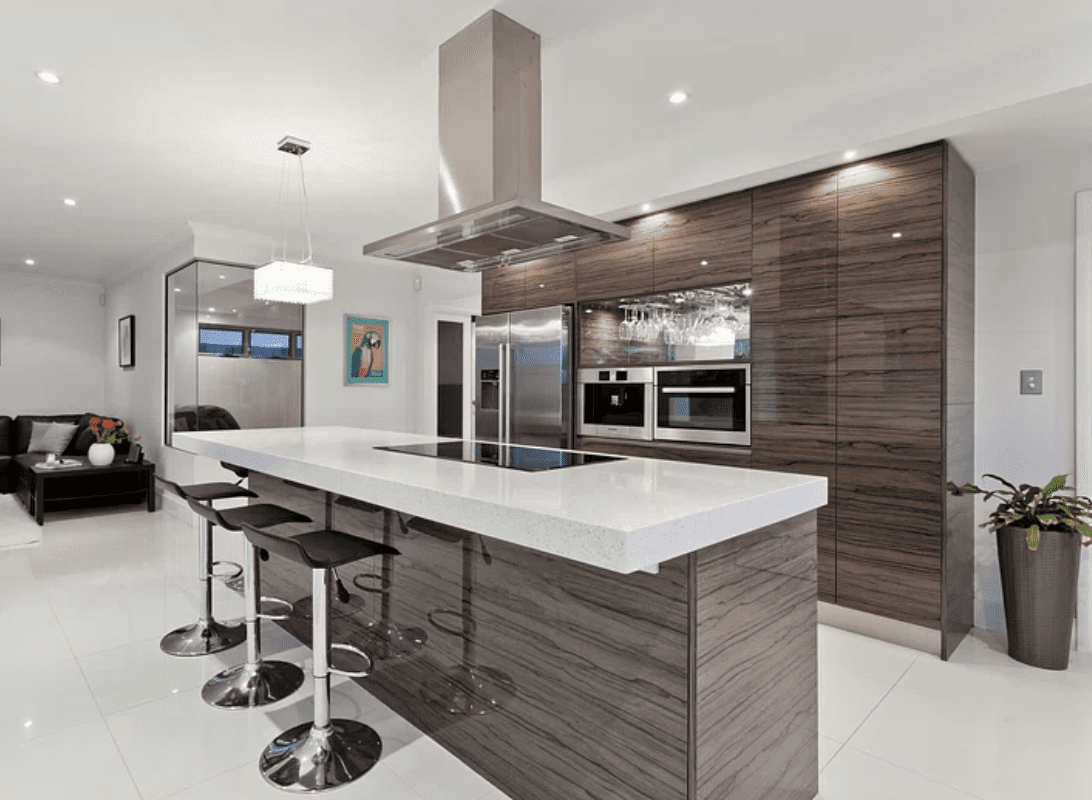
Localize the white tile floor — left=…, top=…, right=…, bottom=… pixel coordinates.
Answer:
left=1, top=495, right=1090, bottom=799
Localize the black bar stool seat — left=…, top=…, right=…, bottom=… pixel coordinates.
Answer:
left=156, top=476, right=258, bottom=657
left=243, top=524, right=398, bottom=793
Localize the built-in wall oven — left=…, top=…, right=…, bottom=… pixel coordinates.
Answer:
left=576, top=368, right=654, bottom=441
left=653, top=364, right=750, bottom=446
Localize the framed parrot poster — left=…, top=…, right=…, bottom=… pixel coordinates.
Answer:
left=345, top=315, right=388, bottom=385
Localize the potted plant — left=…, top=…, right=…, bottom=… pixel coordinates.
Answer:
left=87, top=418, right=139, bottom=466
left=949, top=474, right=1092, bottom=669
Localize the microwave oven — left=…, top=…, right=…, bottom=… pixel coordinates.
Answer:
left=576, top=368, right=654, bottom=441
left=653, top=363, right=750, bottom=446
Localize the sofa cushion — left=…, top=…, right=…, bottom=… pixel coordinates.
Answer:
left=68, top=415, right=125, bottom=455
left=0, top=416, right=12, bottom=457
left=26, top=421, right=78, bottom=454
left=13, top=414, right=85, bottom=455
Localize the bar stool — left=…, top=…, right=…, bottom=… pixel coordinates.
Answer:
left=157, top=475, right=257, bottom=656
left=241, top=522, right=399, bottom=793
left=409, top=517, right=514, bottom=716
left=186, top=498, right=313, bottom=709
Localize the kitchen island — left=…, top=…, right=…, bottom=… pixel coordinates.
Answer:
left=174, top=426, right=825, bottom=800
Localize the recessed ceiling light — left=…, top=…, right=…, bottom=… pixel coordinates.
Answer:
left=843, top=150, right=857, bottom=160
left=219, top=274, right=226, bottom=279
left=700, top=260, right=708, bottom=266
left=24, top=258, right=35, bottom=266
left=63, top=198, right=76, bottom=206
left=173, top=287, right=181, bottom=292
left=669, top=91, right=688, bottom=104
left=35, top=71, right=61, bottom=85
left=641, top=203, right=652, bottom=212
left=892, top=232, right=903, bottom=238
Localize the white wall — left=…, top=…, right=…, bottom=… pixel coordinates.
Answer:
left=974, top=145, right=1092, bottom=644
left=0, top=271, right=106, bottom=414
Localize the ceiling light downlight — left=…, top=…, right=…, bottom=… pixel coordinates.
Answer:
left=254, top=136, right=333, bottom=305
left=35, top=71, right=61, bottom=84
left=63, top=198, right=76, bottom=206
left=669, top=91, right=688, bottom=104
left=24, top=259, right=35, bottom=266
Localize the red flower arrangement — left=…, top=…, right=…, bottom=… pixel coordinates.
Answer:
left=88, top=417, right=140, bottom=445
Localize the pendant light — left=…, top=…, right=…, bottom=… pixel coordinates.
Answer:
left=254, top=136, right=334, bottom=304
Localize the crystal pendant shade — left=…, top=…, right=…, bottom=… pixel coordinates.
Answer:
left=254, top=260, right=334, bottom=304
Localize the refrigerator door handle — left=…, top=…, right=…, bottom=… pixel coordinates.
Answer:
left=498, top=343, right=508, bottom=445
left=503, top=343, right=512, bottom=445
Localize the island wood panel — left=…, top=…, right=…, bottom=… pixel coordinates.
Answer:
left=652, top=191, right=753, bottom=292
left=694, top=511, right=818, bottom=800
left=481, top=263, right=527, bottom=315
left=251, top=473, right=691, bottom=800
left=576, top=436, right=752, bottom=470
left=523, top=254, right=576, bottom=308
left=575, top=218, right=656, bottom=301
left=941, top=142, right=976, bottom=657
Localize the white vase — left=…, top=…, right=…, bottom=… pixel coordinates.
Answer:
left=88, top=442, right=114, bottom=466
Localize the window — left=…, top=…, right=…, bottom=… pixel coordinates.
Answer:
left=199, top=327, right=244, bottom=356
left=251, top=331, right=293, bottom=359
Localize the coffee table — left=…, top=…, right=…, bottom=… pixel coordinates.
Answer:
left=14, top=453, right=156, bottom=525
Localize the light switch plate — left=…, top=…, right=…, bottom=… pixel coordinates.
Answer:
left=1020, top=369, right=1043, bottom=395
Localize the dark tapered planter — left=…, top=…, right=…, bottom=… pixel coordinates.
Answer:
left=996, top=525, right=1081, bottom=670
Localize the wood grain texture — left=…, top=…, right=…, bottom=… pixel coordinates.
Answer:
left=694, top=511, right=818, bottom=800
left=481, top=264, right=527, bottom=315
left=577, top=436, right=752, bottom=470
left=576, top=217, right=656, bottom=301
left=943, top=143, right=975, bottom=407
left=577, top=306, right=631, bottom=367
left=523, top=255, right=576, bottom=308
left=836, top=311, right=943, bottom=373
left=653, top=191, right=753, bottom=292
left=752, top=170, right=838, bottom=321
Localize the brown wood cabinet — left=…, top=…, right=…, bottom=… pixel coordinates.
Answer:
left=750, top=170, right=839, bottom=602
left=480, top=263, right=528, bottom=315
left=482, top=140, right=974, bottom=658
left=652, top=191, right=752, bottom=291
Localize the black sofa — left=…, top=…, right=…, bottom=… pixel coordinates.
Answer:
left=0, top=413, right=125, bottom=494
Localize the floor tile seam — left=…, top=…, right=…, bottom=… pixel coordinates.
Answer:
left=837, top=667, right=908, bottom=745
left=155, top=761, right=252, bottom=800
left=835, top=742, right=991, bottom=800
left=68, top=655, right=149, bottom=799
left=817, top=736, right=845, bottom=775
left=72, top=631, right=167, bottom=661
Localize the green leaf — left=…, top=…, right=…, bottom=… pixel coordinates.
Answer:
left=983, top=474, right=1019, bottom=493
left=1043, top=475, right=1067, bottom=496
left=1026, top=525, right=1041, bottom=551
left=1074, top=522, right=1092, bottom=539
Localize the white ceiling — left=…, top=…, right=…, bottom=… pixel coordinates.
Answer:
left=5, top=0, right=1092, bottom=284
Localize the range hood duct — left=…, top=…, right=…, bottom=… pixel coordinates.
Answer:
left=362, top=10, right=629, bottom=272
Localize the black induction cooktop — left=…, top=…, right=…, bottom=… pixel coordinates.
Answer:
left=375, top=441, right=623, bottom=472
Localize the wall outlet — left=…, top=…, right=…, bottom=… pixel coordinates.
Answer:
left=1020, top=369, right=1043, bottom=395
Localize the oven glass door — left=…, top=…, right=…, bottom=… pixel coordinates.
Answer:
left=655, top=368, right=748, bottom=441
left=583, top=383, right=648, bottom=428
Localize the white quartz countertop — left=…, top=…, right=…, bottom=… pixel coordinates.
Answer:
left=173, top=427, right=826, bottom=574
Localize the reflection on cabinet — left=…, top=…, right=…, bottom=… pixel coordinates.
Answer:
left=523, top=255, right=576, bottom=309
left=751, top=169, right=839, bottom=601
left=653, top=191, right=752, bottom=291
left=575, top=218, right=656, bottom=300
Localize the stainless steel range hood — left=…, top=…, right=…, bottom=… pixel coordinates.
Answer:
left=362, top=10, right=629, bottom=272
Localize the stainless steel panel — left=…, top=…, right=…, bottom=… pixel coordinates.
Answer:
left=508, top=306, right=571, bottom=450
left=652, top=364, right=751, bottom=446
left=576, top=368, right=654, bottom=441
left=474, top=313, right=510, bottom=443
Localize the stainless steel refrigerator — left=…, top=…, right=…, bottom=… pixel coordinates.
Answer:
left=474, top=305, right=573, bottom=450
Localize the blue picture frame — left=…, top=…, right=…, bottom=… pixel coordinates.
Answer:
left=345, top=315, right=389, bottom=385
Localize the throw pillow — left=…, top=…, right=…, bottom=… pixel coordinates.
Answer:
left=26, top=421, right=78, bottom=454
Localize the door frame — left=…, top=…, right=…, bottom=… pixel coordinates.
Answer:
left=422, top=307, right=474, bottom=439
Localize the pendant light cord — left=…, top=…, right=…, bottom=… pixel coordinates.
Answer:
left=297, top=153, right=314, bottom=265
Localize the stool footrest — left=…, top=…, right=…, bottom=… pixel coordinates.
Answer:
left=257, top=596, right=294, bottom=622
left=210, top=560, right=243, bottom=582
left=329, top=643, right=373, bottom=678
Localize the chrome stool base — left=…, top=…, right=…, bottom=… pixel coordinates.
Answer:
left=201, top=660, right=305, bottom=709
left=160, top=619, right=245, bottom=657
left=421, top=665, right=515, bottom=716
left=259, top=720, right=382, bottom=792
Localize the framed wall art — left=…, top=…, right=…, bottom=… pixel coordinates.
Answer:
left=118, top=315, right=135, bottom=368
left=345, top=315, right=388, bottom=385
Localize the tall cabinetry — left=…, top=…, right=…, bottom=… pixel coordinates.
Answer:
left=751, top=142, right=974, bottom=657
